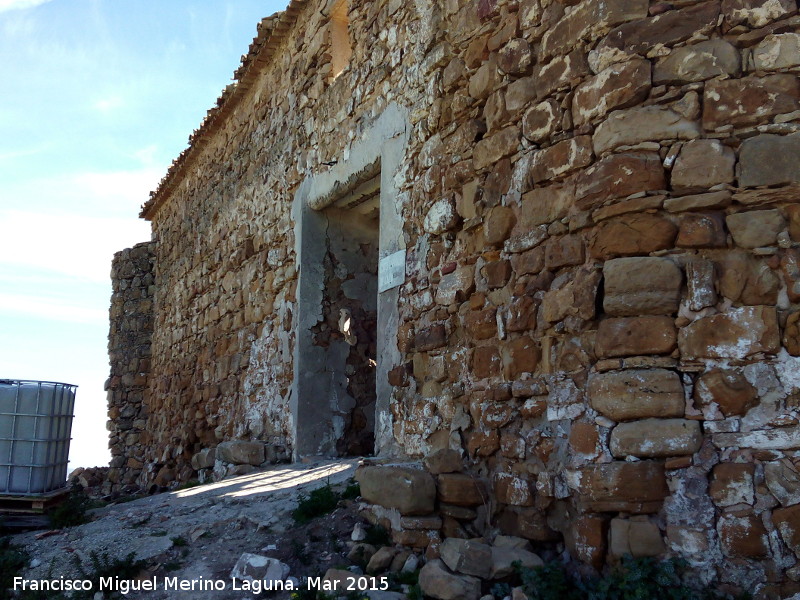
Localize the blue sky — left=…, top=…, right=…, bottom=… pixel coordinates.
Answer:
left=0, top=0, right=287, bottom=469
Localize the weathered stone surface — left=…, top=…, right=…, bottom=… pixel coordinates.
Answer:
left=726, top=210, right=786, bottom=249
left=540, top=267, right=601, bottom=323
left=468, top=57, right=501, bottom=100
left=465, top=308, right=497, bottom=340
left=436, top=266, right=475, bottom=305
left=572, top=59, right=651, bottom=126
left=595, top=316, right=678, bottom=358
left=474, top=126, right=520, bottom=171
left=472, top=345, right=501, bottom=378
left=424, top=198, right=459, bottom=234
left=191, top=447, right=216, bottom=470
left=710, top=463, right=755, bottom=507
left=753, top=33, right=800, bottom=71
left=575, top=152, right=665, bottom=209
left=664, top=191, right=731, bottom=213
left=676, top=212, right=727, bottom=249
left=495, top=473, right=534, bottom=506
left=671, top=140, right=735, bottom=193
left=502, top=336, right=540, bottom=378
left=484, top=206, right=516, bottom=246
left=216, top=441, right=265, bottom=466
left=719, top=514, right=770, bottom=558
left=686, top=259, right=717, bottom=311
left=713, top=429, right=800, bottom=450
left=786, top=312, right=800, bottom=356
left=490, top=546, right=543, bottom=579
left=533, top=49, right=591, bottom=100
left=416, top=325, right=448, bottom=352
left=230, top=553, right=290, bottom=585
left=599, top=2, right=721, bottom=57
left=522, top=99, right=560, bottom=143
left=717, top=251, right=780, bottom=305
left=678, top=306, right=780, bottom=359
left=498, top=38, right=533, bottom=74
left=603, top=257, right=682, bottom=316
left=722, top=0, right=796, bottom=28
left=518, top=185, right=573, bottom=229
left=704, top=75, right=800, bottom=130
left=654, top=39, right=741, bottom=84
left=497, top=507, right=559, bottom=541
left=609, top=517, right=666, bottom=559
left=424, top=448, right=463, bottom=475
left=565, top=515, right=607, bottom=569
left=419, top=559, right=481, bottom=600
left=589, top=369, right=685, bottom=422
left=437, top=473, right=486, bottom=506
left=440, top=538, right=492, bottom=578
left=739, top=134, right=800, bottom=188
left=579, top=461, right=669, bottom=512
left=589, top=214, right=677, bottom=260
left=529, top=136, right=593, bottom=183
left=593, top=105, right=701, bottom=155
left=539, top=0, right=649, bottom=59
left=610, top=419, right=702, bottom=458
left=694, top=369, right=758, bottom=417
left=765, top=461, right=800, bottom=506
left=366, top=546, right=398, bottom=574
left=356, top=466, right=436, bottom=515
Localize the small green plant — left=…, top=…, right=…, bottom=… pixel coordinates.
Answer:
left=48, top=485, right=95, bottom=529
left=163, top=560, right=183, bottom=572
left=170, top=536, right=188, bottom=547
left=363, top=523, right=390, bottom=546
left=515, top=556, right=743, bottom=600
left=291, top=539, right=312, bottom=565
left=0, top=537, right=28, bottom=600
left=176, top=479, right=201, bottom=490
left=389, top=568, right=419, bottom=587
left=341, top=480, right=361, bottom=500
left=292, top=483, right=340, bottom=524
left=405, top=583, right=423, bottom=600
left=67, top=551, right=148, bottom=599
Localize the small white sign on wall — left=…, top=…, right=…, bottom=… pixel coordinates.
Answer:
left=378, top=250, right=406, bottom=293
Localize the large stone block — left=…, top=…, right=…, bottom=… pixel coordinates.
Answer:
left=717, top=251, right=779, bottom=305
left=572, top=59, right=651, bottom=126
left=356, top=466, right=436, bottom=515
left=694, top=369, right=758, bottom=417
left=739, top=134, right=800, bottom=188
left=522, top=99, right=560, bottom=143
left=676, top=212, right=727, bottom=249
left=603, top=257, right=682, bottom=316
left=529, top=136, right=593, bottom=183
left=216, top=441, right=265, bottom=466
left=671, top=140, right=735, bottom=193
left=589, top=214, right=677, bottom=260
left=610, top=418, right=702, bottom=458
left=774, top=504, right=800, bottom=555
left=654, top=39, right=740, bottom=84
left=596, top=316, right=678, bottom=358
left=419, top=559, right=481, bottom=600
left=765, top=461, right=800, bottom=506
left=704, top=75, right=800, bottom=130
left=593, top=105, right=701, bottom=155
left=753, top=33, right=800, bottom=70
left=518, top=184, right=574, bottom=229
left=539, top=0, right=648, bottom=59
left=719, top=515, right=769, bottom=558
left=565, top=515, right=607, bottom=569
left=579, top=461, right=669, bottom=512
left=575, top=152, right=665, bottom=209
left=589, top=369, right=685, bottom=422
left=437, top=473, right=486, bottom=506
left=727, top=209, right=786, bottom=248
left=609, top=517, right=666, bottom=559
left=533, top=50, right=591, bottom=100
left=710, top=463, right=755, bottom=507
left=440, top=538, right=492, bottom=578
left=435, top=266, right=475, bottom=305
left=678, top=306, right=780, bottom=359
left=473, top=126, right=520, bottom=171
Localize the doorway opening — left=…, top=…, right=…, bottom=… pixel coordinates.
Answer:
left=319, top=177, right=379, bottom=455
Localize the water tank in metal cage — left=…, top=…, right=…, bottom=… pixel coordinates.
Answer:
left=0, top=380, right=77, bottom=496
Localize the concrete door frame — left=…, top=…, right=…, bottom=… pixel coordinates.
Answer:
left=291, top=103, right=409, bottom=459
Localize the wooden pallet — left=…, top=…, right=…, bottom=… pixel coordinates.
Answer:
left=0, top=487, right=69, bottom=514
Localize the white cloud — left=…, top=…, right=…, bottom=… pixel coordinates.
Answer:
left=0, top=0, right=53, bottom=13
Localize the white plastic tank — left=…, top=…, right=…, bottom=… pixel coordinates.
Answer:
left=0, top=380, right=77, bottom=496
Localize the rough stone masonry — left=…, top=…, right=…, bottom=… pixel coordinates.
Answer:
left=107, top=0, right=800, bottom=596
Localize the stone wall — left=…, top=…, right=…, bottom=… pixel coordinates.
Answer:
left=106, top=241, right=154, bottom=494
left=110, top=0, right=800, bottom=594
